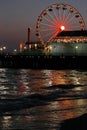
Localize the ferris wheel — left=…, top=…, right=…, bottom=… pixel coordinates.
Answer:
left=36, top=3, right=86, bottom=45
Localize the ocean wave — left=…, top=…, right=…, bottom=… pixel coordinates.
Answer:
left=0, top=87, right=87, bottom=113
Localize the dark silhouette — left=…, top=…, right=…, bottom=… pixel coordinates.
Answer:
left=60, top=113, right=87, bottom=130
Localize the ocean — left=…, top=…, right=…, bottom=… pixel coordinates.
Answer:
left=0, top=68, right=87, bottom=130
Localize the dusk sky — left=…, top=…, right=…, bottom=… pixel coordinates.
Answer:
left=0, top=0, right=87, bottom=51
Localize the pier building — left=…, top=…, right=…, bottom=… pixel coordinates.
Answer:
left=45, top=30, right=87, bottom=56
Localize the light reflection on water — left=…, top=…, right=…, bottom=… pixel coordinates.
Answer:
left=0, top=68, right=87, bottom=129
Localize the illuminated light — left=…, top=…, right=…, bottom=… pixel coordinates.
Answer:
left=14, top=49, right=17, bottom=52
left=3, top=46, right=6, bottom=50
left=29, top=44, right=31, bottom=49
left=75, top=46, right=78, bottom=49
left=0, top=48, right=3, bottom=51
left=35, top=44, right=37, bottom=49
left=49, top=46, right=52, bottom=50
left=60, top=26, right=65, bottom=31
left=24, top=46, right=27, bottom=50
left=20, top=43, right=23, bottom=49
left=20, top=43, right=23, bottom=52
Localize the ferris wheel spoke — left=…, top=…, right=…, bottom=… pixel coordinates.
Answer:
left=41, top=22, right=55, bottom=27
left=61, top=12, right=67, bottom=23
left=60, top=8, right=65, bottom=22
left=48, top=30, right=60, bottom=43
left=41, top=28, right=57, bottom=38
left=42, top=16, right=58, bottom=27
left=59, top=7, right=64, bottom=22
left=68, top=18, right=81, bottom=25
left=69, top=23, right=81, bottom=29
left=64, top=14, right=76, bottom=25
left=56, top=9, right=60, bottom=22
left=68, top=21, right=81, bottom=30
left=55, top=7, right=63, bottom=23
left=40, top=22, right=58, bottom=30
left=63, top=10, right=72, bottom=24
left=62, top=8, right=71, bottom=23
left=57, top=8, right=63, bottom=23
left=52, top=8, right=59, bottom=22
left=61, top=9, right=66, bottom=22
left=40, top=27, right=57, bottom=32
left=41, top=31, right=56, bottom=42
left=47, top=12, right=59, bottom=25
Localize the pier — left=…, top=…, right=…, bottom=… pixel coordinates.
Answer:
left=0, top=54, right=87, bottom=69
